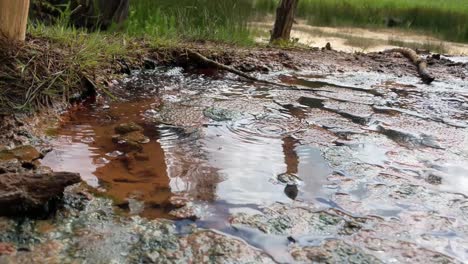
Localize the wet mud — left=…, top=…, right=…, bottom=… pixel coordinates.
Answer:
left=1, top=52, right=468, bottom=263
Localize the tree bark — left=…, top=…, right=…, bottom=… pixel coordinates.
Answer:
left=0, top=0, right=30, bottom=41
left=270, top=0, right=299, bottom=42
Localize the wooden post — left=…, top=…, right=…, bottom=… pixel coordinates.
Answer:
left=0, top=0, right=31, bottom=41
left=270, top=0, right=299, bottom=43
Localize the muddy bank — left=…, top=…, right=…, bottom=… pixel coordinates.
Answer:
left=0, top=37, right=467, bottom=263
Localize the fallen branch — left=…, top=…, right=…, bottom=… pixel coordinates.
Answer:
left=185, top=49, right=293, bottom=88
left=384, top=47, right=435, bottom=84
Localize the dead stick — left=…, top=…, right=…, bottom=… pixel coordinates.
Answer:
left=383, top=47, right=435, bottom=84
left=185, top=49, right=294, bottom=88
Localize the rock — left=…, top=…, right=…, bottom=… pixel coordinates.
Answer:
left=291, top=240, right=383, bottom=263
left=112, top=131, right=149, bottom=153
left=0, top=172, right=81, bottom=217
left=0, top=242, right=15, bottom=256
left=432, top=54, right=441, bottom=60
left=114, top=122, right=143, bottom=135
left=112, top=131, right=149, bottom=144
left=35, top=166, right=54, bottom=174
left=0, top=159, right=22, bottom=174
left=169, top=205, right=198, bottom=220
left=0, top=145, right=42, bottom=162
left=426, top=173, right=442, bottom=185
left=203, top=107, right=241, bottom=121
left=284, top=184, right=299, bottom=200
left=168, top=196, right=190, bottom=209
left=277, top=173, right=302, bottom=185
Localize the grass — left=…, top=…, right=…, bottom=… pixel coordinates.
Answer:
left=125, top=0, right=256, bottom=45
left=0, top=21, right=137, bottom=114
left=254, top=0, right=468, bottom=43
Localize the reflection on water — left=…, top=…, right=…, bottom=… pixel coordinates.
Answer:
left=43, top=91, right=331, bottom=221
left=43, top=99, right=172, bottom=218
left=436, top=164, right=468, bottom=196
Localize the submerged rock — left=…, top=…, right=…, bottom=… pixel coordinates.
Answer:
left=203, top=107, right=241, bottom=121
left=0, top=172, right=81, bottom=217
left=112, top=123, right=150, bottom=153
left=112, top=131, right=149, bottom=152
left=114, top=122, right=143, bottom=135
left=112, top=131, right=150, bottom=144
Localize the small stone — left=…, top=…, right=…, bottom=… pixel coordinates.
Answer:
left=169, top=196, right=190, bottom=208
left=146, top=251, right=160, bottom=262
left=426, top=173, right=442, bottom=185
left=284, top=184, right=299, bottom=200
left=203, top=107, right=241, bottom=122
left=34, top=166, right=53, bottom=174
left=114, top=122, right=144, bottom=135
left=277, top=173, right=302, bottom=185
left=0, top=242, right=16, bottom=256
left=169, top=205, right=198, bottom=220
left=0, top=159, right=21, bottom=174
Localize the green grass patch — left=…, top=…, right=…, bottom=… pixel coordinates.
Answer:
left=125, top=0, right=256, bottom=45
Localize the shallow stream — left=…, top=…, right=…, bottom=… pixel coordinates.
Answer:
left=32, top=65, right=468, bottom=263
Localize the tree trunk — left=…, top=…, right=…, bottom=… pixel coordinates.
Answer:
left=270, top=0, right=299, bottom=42
left=0, top=0, right=30, bottom=41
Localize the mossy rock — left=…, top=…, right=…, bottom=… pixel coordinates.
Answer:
left=0, top=146, right=42, bottom=162
left=114, top=122, right=144, bottom=135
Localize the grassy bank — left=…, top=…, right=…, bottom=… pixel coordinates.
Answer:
left=1, top=0, right=260, bottom=114
left=0, top=23, right=137, bottom=114
left=254, top=0, right=468, bottom=43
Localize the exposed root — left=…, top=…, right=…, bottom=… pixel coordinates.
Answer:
left=384, top=47, right=435, bottom=84
left=185, top=49, right=294, bottom=88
